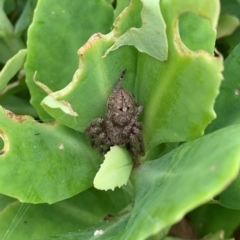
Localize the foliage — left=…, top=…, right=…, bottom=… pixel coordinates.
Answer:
left=0, top=0, right=240, bottom=239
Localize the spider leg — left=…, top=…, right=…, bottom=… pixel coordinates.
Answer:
left=128, top=133, right=140, bottom=159
left=85, top=118, right=105, bottom=135
left=105, top=120, right=117, bottom=143
left=132, top=125, right=145, bottom=156
left=85, top=118, right=111, bottom=154
left=135, top=105, right=143, bottom=118
left=97, top=132, right=111, bottom=155
left=122, top=118, right=142, bottom=140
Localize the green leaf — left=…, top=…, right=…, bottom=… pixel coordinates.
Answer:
left=0, top=194, right=16, bottom=211
left=220, top=0, right=240, bottom=17
left=42, top=213, right=131, bottom=240
left=217, top=14, right=240, bottom=39
left=140, top=0, right=222, bottom=149
left=94, top=146, right=133, bottom=191
left=179, top=12, right=216, bottom=54
left=206, top=43, right=240, bottom=133
left=104, top=0, right=168, bottom=61
left=0, top=38, right=14, bottom=63
left=0, top=106, right=102, bottom=203
left=188, top=204, right=240, bottom=238
left=14, top=0, right=38, bottom=35
left=216, top=174, right=240, bottom=209
left=0, top=5, right=13, bottom=37
left=0, top=187, right=132, bottom=240
left=0, top=49, right=26, bottom=91
left=123, top=124, right=240, bottom=239
left=201, top=231, right=228, bottom=240
left=0, top=3, right=25, bottom=61
left=114, top=0, right=130, bottom=20
left=221, top=26, right=240, bottom=55
left=24, top=0, right=114, bottom=120
left=41, top=0, right=222, bottom=154
left=0, top=95, right=37, bottom=117
left=41, top=124, right=240, bottom=240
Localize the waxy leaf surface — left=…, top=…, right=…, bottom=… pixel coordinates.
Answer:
left=0, top=107, right=102, bottom=203
left=39, top=0, right=222, bottom=154
left=25, top=0, right=114, bottom=120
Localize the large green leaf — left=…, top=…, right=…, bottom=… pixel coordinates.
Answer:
left=140, top=0, right=221, bottom=149
left=205, top=44, right=240, bottom=210
left=0, top=187, right=132, bottom=240
left=40, top=0, right=222, bottom=153
left=0, top=106, right=102, bottom=203
left=42, top=124, right=240, bottom=240
left=123, top=124, right=240, bottom=239
left=24, top=0, right=114, bottom=120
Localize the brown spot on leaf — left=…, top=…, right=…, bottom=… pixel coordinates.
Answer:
left=0, top=150, right=5, bottom=155
left=78, top=33, right=103, bottom=56
left=4, top=109, right=28, bottom=122
left=103, top=214, right=114, bottom=221
left=61, top=100, right=78, bottom=117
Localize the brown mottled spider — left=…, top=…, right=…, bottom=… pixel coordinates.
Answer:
left=85, top=70, right=145, bottom=159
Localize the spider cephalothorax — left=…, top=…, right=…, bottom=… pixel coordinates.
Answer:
left=85, top=70, right=145, bottom=158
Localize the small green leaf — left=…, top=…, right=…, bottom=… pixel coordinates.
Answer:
left=217, top=14, right=240, bottom=39
left=14, top=0, right=37, bottom=35
left=105, top=0, right=168, bottom=61
left=94, top=146, right=133, bottom=191
left=0, top=5, right=14, bottom=37
left=0, top=49, right=27, bottom=91
left=201, top=231, right=227, bottom=240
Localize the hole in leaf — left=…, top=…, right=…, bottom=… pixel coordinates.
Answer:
left=0, top=136, right=4, bottom=155
left=178, top=12, right=215, bottom=54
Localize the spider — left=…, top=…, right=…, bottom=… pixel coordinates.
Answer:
left=85, top=70, right=145, bottom=159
